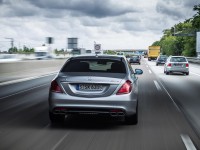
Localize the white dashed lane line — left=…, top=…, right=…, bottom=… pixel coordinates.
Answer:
left=153, top=80, right=162, bottom=91
left=181, top=134, right=197, bottom=150
left=149, top=70, right=152, bottom=74
left=51, top=132, right=70, bottom=150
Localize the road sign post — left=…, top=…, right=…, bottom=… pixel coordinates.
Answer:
left=94, top=44, right=101, bottom=54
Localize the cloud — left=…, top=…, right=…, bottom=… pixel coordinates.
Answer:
left=0, top=0, right=39, bottom=17
left=0, top=0, right=199, bottom=51
left=27, top=0, right=139, bottom=18
left=156, top=0, right=185, bottom=20
left=156, top=0, right=199, bottom=20
left=183, top=0, right=200, bottom=8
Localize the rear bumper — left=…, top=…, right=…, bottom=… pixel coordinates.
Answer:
left=156, top=61, right=165, bottom=64
left=166, top=67, right=189, bottom=73
left=49, top=92, right=138, bottom=116
left=129, top=61, right=140, bottom=63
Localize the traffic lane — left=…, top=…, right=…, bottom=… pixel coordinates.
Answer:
left=0, top=62, right=199, bottom=150
left=145, top=58, right=200, bottom=138
left=136, top=60, right=200, bottom=149
left=159, top=74, right=200, bottom=138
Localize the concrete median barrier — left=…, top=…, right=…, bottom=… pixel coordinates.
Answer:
left=0, top=59, right=66, bottom=74
left=0, top=59, right=67, bottom=83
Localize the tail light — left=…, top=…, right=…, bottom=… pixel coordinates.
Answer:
left=117, top=80, right=132, bottom=95
left=167, top=63, right=172, bottom=67
left=50, top=80, right=63, bottom=93
left=186, top=63, right=189, bottom=68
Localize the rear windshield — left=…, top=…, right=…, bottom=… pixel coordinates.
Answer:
left=131, top=56, right=139, bottom=59
left=170, top=57, right=187, bottom=62
left=61, top=59, right=126, bottom=73
left=159, top=56, right=167, bottom=59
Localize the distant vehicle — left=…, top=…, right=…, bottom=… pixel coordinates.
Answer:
left=35, top=46, right=52, bottom=59
left=71, top=48, right=86, bottom=55
left=86, top=50, right=92, bottom=54
left=48, top=54, right=143, bottom=125
left=129, top=55, right=141, bottom=65
left=156, top=55, right=168, bottom=66
left=144, top=52, right=148, bottom=58
left=125, top=55, right=131, bottom=62
left=85, top=50, right=103, bottom=55
left=117, top=52, right=124, bottom=55
left=148, top=46, right=160, bottom=61
left=164, top=56, right=189, bottom=75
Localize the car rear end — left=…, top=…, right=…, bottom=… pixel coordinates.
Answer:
left=49, top=55, right=140, bottom=124
left=129, top=56, right=140, bottom=64
left=156, top=55, right=167, bottom=65
left=165, top=56, right=189, bottom=75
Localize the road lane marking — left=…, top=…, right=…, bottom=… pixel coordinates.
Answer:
left=157, top=80, right=181, bottom=112
left=0, top=83, right=49, bottom=100
left=149, top=70, right=152, bottom=74
left=153, top=80, right=162, bottom=91
left=51, top=132, right=70, bottom=150
left=190, top=72, right=200, bottom=77
left=181, top=134, right=197, bottom=150
left=146, top=65, right=148, bottom=68
left=0, top=72, right=57, bottom=86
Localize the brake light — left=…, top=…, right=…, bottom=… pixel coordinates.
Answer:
left=186, top=63, right=189, bottom=68
left=50, top=80, right=63, bottom=93
left=167, top=63, right=172, bottom=67
left=117, top=80, right=132, bottom=95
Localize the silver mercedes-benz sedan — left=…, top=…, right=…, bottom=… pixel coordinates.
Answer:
left=49, top=55, right=143, bottom=125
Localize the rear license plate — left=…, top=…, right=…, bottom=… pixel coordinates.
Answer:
left=174, top=63, right=183, bottom=66
left=78, top=84, right=103, bottom=91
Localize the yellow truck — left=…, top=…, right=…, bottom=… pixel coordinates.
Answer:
left=148, top=46, right=160, bottom=61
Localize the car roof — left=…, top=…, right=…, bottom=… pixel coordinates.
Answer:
left=159, top=55, right=167, bottom=56
left=70, top=54, right=126, bottom=60
left=169, top=55, right=186, bottom=58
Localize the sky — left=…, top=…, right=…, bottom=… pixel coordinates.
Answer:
left=0, top=0, right=199, bottom=51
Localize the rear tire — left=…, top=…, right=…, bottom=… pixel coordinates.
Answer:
left=166, top=71, right=169, bottom=75
left=125, top=113, right=138, bottom=125
left=185, top=72, right=189, bottom=75
left=125, top=104, right=138, bottom=125
left=49, top=111, right=65, bottom=124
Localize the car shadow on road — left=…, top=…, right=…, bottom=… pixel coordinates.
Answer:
left=49, top=115, right=127, bottom=131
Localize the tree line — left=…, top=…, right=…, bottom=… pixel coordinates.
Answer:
left=8, top=46, right=34, bottom=54
left=152, top=4, right=200, bottom=57
left=7, top=46, right=67, bottom=55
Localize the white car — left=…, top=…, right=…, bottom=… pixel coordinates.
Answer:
left=164, top=56, right=189, bottom=75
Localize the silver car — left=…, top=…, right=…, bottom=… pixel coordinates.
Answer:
left=164, top=56, right=189, bottom=75
left=49, top=55, right=143, bottom=125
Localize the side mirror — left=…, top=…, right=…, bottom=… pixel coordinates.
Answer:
left=135, top=69, right=143, bottom=75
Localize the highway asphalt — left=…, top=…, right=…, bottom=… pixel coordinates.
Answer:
left=0, top=58, right=200, bottom=150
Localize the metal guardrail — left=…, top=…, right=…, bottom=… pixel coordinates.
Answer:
left=186, top=57, right=200, bottom=64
